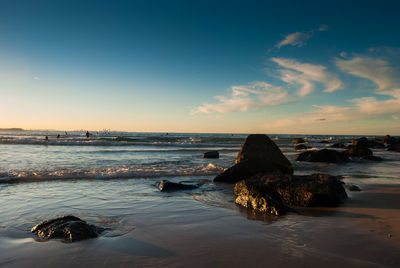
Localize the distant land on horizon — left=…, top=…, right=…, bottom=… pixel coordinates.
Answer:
left=0, top=127, right=398, bottom=137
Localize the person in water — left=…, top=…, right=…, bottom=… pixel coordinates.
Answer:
left=86, top=131, right=90, bottom=138
left=57, top=134, right=60, bottom=139
left=44, top=136, right=49, bottom=141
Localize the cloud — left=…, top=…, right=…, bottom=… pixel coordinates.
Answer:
left=192, top=82, right=291, bottom=114
left=266, top=55, right=400, bottom=133
left=271, top=57, right=343, bottom=95
left=336, top=56, right=398, bottom=90
left=275, top=25, right=328, bottom=49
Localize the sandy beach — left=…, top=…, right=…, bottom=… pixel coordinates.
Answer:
left=1, top=181, right=399, bottom=268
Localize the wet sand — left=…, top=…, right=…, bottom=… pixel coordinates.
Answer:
left=1, top=183, right=399, bottom=267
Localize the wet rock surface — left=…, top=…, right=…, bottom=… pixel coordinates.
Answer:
left=214, top=134, right=293, bottom=183
left=234, top=173, right=347, bottom=215
left=202, top=151, right=219, bottom=158
left=296, top=149, right=349, bottom=163
left=156, top=180, right=198, bottom=191
left=31, top=215, right=104, bottom=242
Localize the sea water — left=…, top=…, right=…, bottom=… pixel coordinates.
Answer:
left=1, top=131, right=399, bottom=267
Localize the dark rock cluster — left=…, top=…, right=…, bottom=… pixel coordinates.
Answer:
left=214, top=134, right=348, bottom=216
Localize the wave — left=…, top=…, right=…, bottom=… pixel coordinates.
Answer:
left=0, top=163, right=227, bottom=184
left=0, top=135, right=244, bottom=148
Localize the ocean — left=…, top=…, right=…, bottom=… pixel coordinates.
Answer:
left=1, top=130, right=399, bottom=267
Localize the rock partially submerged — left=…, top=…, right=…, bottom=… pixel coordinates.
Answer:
left=31, top=215, right=103, bottom=242
left=202, top=151, right=219, bottom=158
left=156, top=180, right=198, bottom=191
left=350, top=137, right=385, bottom=149
left=296, top=149, right=349, bottom=163
left=344, top=147, right=373, bottom=157
left=234, top=173, right=347, bottom=215
left=214, top=134, right=293, bottom=183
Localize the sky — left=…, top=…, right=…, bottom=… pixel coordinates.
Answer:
left=1, top=0, right=400, bottom=134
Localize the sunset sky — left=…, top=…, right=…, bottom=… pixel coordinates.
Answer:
left=1, top=0, right=399, bottom=134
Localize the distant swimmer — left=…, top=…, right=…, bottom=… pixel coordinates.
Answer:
left=44, top=136, right=49, bottom=141
left=65, top=131, right=68, bottom=136
left=86, top=131, right=90, bottom=138
left=57, top=134, right=60, bottom=139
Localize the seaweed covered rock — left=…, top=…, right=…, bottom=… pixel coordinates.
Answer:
left=202, top=151, right=219, bottom=158
left=31, top=215, right=103, bottom=242
left=156, top=180, right=198, bottom=191
left=296, top=149, right=349, bottom=163
left=234, top=179, right=286, bottom=216
left=234, top=173, right=347, bottom=215
left=214, top=134, right=293, bottom=183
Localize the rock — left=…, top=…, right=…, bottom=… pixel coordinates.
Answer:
left=31, top=215, right=103, bottom=242
left=156, top=180, right=198, bottom=191
left=214, top=134, right=293, bottom=183
left=382, top=135, right=397, bottom=145
left=234, top=179, right=286, bottom=216
left=296, top=149, right=349, bottom=163
left=344, top=147, right=373, bottom=157
left=292, top=138, right=305, bottom=144
left=294, top=144, right=310, bottom=150
left=234, top=173, right=347, bottom=215
left=351, top=137, right=369, bottom=148
left=347, top=184, right=362, bottom=191
left=202, top=151, right=219, bottom=158
left=350, top=137, right=385, bottom=149
left=330, top=143, right=347, bottom=148
left=388, top=144, right=400, bottom=152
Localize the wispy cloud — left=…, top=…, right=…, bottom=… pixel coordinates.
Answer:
left=192, top=82, right=291, bottom=114
left=271, top=57, right=343, bottom=95
left=266, top=55, right=400, bottom=132
left=274, top=25, right=328, bottom=49
left=336, top=56, right=398, bottom=90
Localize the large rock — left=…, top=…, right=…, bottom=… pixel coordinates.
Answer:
left=234, top=179, right=286, bottom=216
left=296, top=149, right=349, bottom=163
left=234, top=173, right=347, bottom=215
left=202, top=151, right=219, bottom=158
left=214, top=134, right=293, bottom=183
left=31, top=215, right=103, bottom=242
left=156, top=180, right=198, bottom=191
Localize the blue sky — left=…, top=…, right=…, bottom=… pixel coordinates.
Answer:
left=1, top=0, right=399, bottom=134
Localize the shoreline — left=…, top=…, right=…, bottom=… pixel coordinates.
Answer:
left=1, top=181, right=399, bottom=267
